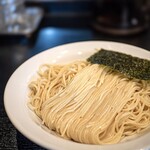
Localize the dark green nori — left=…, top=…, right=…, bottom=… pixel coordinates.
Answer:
left=87, top=49, right=150, bottom=80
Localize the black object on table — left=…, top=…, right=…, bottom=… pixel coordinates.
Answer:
left=0, top=14, right=150, bottom=150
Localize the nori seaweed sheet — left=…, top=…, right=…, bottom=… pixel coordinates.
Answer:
left=87, top=49, right=150, bottom=80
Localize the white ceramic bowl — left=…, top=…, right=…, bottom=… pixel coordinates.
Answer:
left=4, top=41, right=150, bottom=150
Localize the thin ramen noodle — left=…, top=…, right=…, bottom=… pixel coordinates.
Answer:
left=28, top=60, right=150, bottom=144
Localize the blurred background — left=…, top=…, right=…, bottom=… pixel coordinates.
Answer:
left=0, top=0, right=150, bottom=149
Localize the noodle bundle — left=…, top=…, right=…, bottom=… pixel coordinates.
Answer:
left=28, top=60, right=150, bottom=144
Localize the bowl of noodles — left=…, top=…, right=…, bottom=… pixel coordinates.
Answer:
left=4, top=41, right=150, bottom=150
